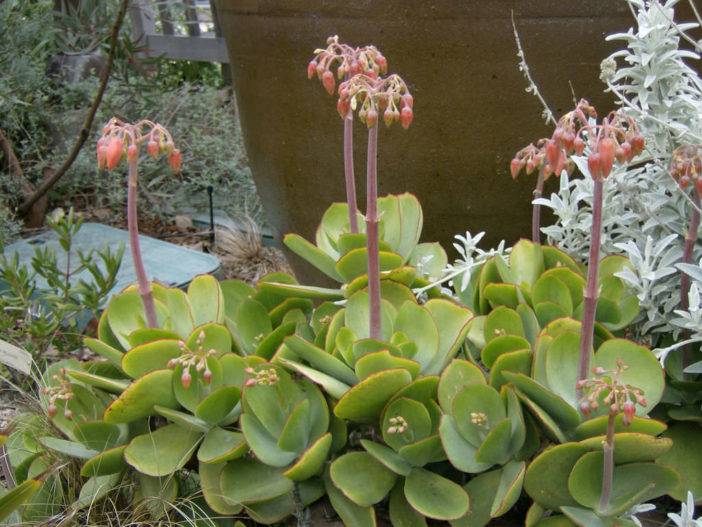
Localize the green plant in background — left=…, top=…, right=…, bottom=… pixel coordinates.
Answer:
left=0, top=208, right=122, bottom=367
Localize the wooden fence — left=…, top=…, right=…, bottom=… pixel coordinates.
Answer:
left=128, top=0, right=229, bottom=63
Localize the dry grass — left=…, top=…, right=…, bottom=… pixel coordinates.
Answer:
left=213, top=216, right=292, bottom=285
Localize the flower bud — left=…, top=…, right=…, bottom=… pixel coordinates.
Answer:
left=510, top=158, right=522, bottom=180
left=147, top=140, right=159, bottom=160
left=383, top=108, right=394, bottom=127
left=545, top=139, right=559, bottom=170
left=181, top=371, right=192, bottom=389
left=106, top=137, right=123, bottom=170
left=203, top=369, right=212, bottom=384
left=598, top=137, right=615, bottom=178
left=245, top=378, right=256, bottom=387
left=574, top=137, right=585, bottom=155
left=580, top=401, right=591, bottom=417
left=400, top=106, right=413, bottom=129
left=631, top=134, right=645, bottom=155
left=402, top=94, right=413, bottom=109
left=562, top=131, right=575, bottom=152
left=64, top=409, right=73, bottom=420
left=375, top=54, right=387, bottom=74
left=322, top=71, right=335, bottom=95
left=169, top=149, right=182, bottom=175
left=126, top=144, right=138, bottom=163
left=48, top=403, right=57, bottom=418
left=307, top=60, right=317, bottom=79
left=588, top=152, right=602, bottom=180
left=366, top=108, right=378, bottom=128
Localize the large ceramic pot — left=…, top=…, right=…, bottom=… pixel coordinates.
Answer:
left=214, top=1, right=635, bottom=284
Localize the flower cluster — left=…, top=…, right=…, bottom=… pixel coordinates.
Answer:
left=386, top=415, right=409, bottom=435
left=511, top=99, right=644, bottom=182
left=470, top=411, right=488, bottom=427
left=167, top=332, right=216, bottom=389
left=41, top=369, right=75, bottom=420
left=244, top=367, right=280, bottom=387
left=307, top=35, right=387, bottom=95
left=577, top=359, right=647, bottom=425
left=338, top=73, right=413, bottom=129
left=670, top=144, right=702, bottom=193
left=97, top=117, right=181, bottom=174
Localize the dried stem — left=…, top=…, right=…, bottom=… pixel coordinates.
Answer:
left=511, top=10, right=557, bottom=126
left=128, top=158, right=158, bottom=328
left=366, top=122, right=381, bottom=340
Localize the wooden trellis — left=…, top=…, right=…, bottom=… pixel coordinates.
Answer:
left=128, top=0, right=229, bottom=63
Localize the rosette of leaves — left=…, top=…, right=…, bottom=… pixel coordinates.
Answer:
left=273, top=280, right=474, bottom=423
left=461, top=239, right=638, bottom=339
left=523, top=417, right=679, bottom=526
left=84, top=273, right=313, bottom=368
left=265, top=193, right=448, bottom=299
left=435, top=359, right=529, bottom=527
left=326, top=386, right=470, bottom=526
left=213, top=363, right=330, bottom=523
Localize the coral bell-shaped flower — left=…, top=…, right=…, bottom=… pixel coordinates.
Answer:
left=126, top=144, right=138, bottom=163
left=168, top=149, right=182, bottom=175
left=400, top=106, right=413, bottom=130
left=322, top=70, right=335, bottom=95
left=147, top=139, right=159, bottom=160
left=598, top=137, right=616, bottom=179
left=106, top=137, right=123, bottom=170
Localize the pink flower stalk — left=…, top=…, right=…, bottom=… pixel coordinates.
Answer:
left=338, top=72, right=413, bottom=340
left=578, top=359, right=647, bottom=510
left=309, top=36, right=388, bottom=234
left=98, top=118, right=181, bottom=328
left=575, top=110, right=644, bottom=396
left=670, top=145, right=702, bottom=376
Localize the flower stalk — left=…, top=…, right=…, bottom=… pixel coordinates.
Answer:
left=98, top=118, right=181, bottom=328
left=578, top=360, right=646, bottom=512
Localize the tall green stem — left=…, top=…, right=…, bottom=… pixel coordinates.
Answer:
left=599, top=410, right=616, bottom=511
left=344, top=112, right=359, bottom=233
left=577, top=178, right=603, bottom=398
left=366, top=122, right=381, bottom=340
left=128, top=159, right=158, bottom=328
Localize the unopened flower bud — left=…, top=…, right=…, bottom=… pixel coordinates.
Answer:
left=48, top=404, right=57, bottom=418
left=181, top=371, right=192, bottom=389
left=126, top=144, right=138, bottom=163
left=64, top=409, right=73, bottom=420
left=400, top=106, right=413, bottom=129
left=203, top=370, right=212, bottom=384
left=147, top=140, right=159, bottom=160
left=510, top=158, right=522, bottom=180
left=106, top=137, right=123, bottom=170
left=366, top=108, right=378, bottom=128
left=322, top=71, right=335, bottom=95
left=580, top=401, right=591, bottom=417
left=168, top=149, right=182, bottom=175
left=307, top=60, right=317, bottom=79
left=598, top=137, right=615, bottom=178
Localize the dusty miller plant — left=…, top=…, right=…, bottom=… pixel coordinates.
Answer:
left=538, top=0, right=702, bottom=344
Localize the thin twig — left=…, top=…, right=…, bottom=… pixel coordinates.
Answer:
left=511, top=10, right=557, bottom=126
left=18, top=0, right=130, bottom=216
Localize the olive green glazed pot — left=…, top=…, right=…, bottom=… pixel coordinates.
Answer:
left=214, top=1, right=635, bottom=284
